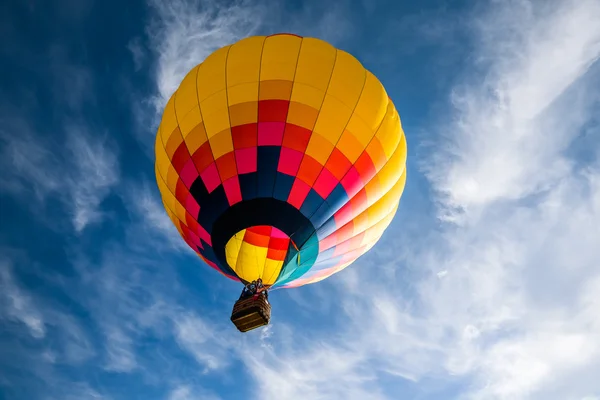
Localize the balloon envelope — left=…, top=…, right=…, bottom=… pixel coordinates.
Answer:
left=155, top=33, right=407, bottom=289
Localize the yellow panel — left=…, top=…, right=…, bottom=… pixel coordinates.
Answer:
left=236, top=243, right=268, bottom=282
left=166, top=165, right=179, bottom=194
left=226, top=230, right=245, bottom=269
left=313, top=94, right=352, bottom=144
left=228, top=83, right=259, bottom=106
left=157, top=172, right=177, bottom=215
left=226, top=36, right=265, bottom=87
left=305, top=133, right=334, bottom=165
left=197, top=45, right=231, bottom=102
left=179, top=106, right=202, bottom=138
left=200, top=91, right=230, bottom=138
left=229, top=102, right=258, bottom=127
left=374, top=134, right=407, bottom=192
left=362, top=206, right=398, bottom=246
left=260, top=35, right=302, bottom=81
left=336, top=129, right=364, bottom=163
left=365, top=178, right=405, bottom=228
left=326, top=50, right=366, bottom=110
left=375, top=103, right=402, bottom=159
left=174, top=65, right=200, bottom=121
left=262, top=258, right=283, bottom=285
left=294, top=37, right=337, bottom=90
left=155, top=135, right=172, bottom=179
left=259, top=80, right=293, bottom=101
left=286, top=101, right=319, bottom=130
left=353, top=71, right=388, bottom=132
left=173, top=200, right=188, bottom=225
left=364, top=175, right=381, bottom=204
left=159, top=94, right=178, bottom=144
left=209, top=129, right=234, bottom=159
left=345, top=114, right=374, bottom=148
left=290, top=82, right=325, bottom=110
left=183, top=123, right=208, bottom=155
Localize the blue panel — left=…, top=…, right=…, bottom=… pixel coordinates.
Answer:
left=316, top=216, right=337, bottom=239
left=325, top=183, right=349, bottom=216
left=256, top=146, right=280, bottom=198
left=316, top=245, right=336, bottom=262
left=239, top=172, right=258, bottom=201
left=300, top=189, right=324, bottom=219
left=195, top=185, right=228, bottom=231
left=311, top=255, right=342, bottom=271
left=310, top=201, right=333, bottom=229
left=273, top=172, right=295, bottom=201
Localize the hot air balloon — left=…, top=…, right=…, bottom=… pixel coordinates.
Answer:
left=155, top=33, right=407, bottom=332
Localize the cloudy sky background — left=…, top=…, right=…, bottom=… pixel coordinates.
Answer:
left=1, top=0, right=600, bottom=399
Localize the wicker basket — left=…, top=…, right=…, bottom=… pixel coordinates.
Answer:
left=230, top=294, right=272, bottom=332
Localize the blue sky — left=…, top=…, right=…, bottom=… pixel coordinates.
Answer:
left=1, top=0, right=600, bottom=399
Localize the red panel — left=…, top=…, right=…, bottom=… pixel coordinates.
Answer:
left=268, top=236, right=290, bottom=250
left=282, top=124, right=311, bottom=152
left=277, top=147, right=303, bottom=176
left=244, top=229, right=271, bottom=247
left=258, top=99, right=289, bottom=122
left=223, top=176, right=242, bottom=206
left=172, top=143, right=191, bottom=173
left=296, top=155, right=322, bottom=186
left=267, top=248, right=287, bottom=261
left=192, top=142, right=214, bottom=173
left=232, top=124, right=258, bottom=149
left=354, top=151, right=377, bottom=183
left=249, top=226, right=272, bottom=236
left=175, top=178, right=188, bottom=204
left=287, top=178, right=311, bottom=209
left=216, top=152, right=238, bottom=181
left=235, top=147, right=258, bottom=174
left=325, top=148, right=352, bottom=181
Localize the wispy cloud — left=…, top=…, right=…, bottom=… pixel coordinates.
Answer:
left=0, top=259, right=45, bottom=338
left=0, top=119, right=119, bottom=232
left=146, top=0, right=264, bottom=115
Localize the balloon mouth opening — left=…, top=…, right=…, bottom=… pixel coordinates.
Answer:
left=224, top=225, right=296, bottom=286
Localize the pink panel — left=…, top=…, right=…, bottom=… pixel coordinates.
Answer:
left=271, top=226, right=288, bottom=238
left=319, top=232, right=338, bottom=251
left=235, top=147, right=257, bottom=174
left=200, top=162, right=220, bottom=193
left=223, top=176, right=242, bottom=206
left=277, top=147, right=303, bottom=176
left=185, top=194, right=200, bottom=217
left=313, top=168, right=339, bottom=198
left=333, top=202, right=354, bottom=227
left=287, top=178, right=311, bottom=209
left=180, top=159, right=199, bottom=188
left=197, top=224, right=212, bottom=246
left=340, top=166, right=363, bottom=199
left=258, top=122, right=285, bottom=146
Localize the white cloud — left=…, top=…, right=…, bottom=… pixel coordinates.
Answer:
left=146, top=0, right=263, bottom=115
left=0, top=119, right=119, bottom=232
left=167, top=385, right=221, bottom=400
left=0, top=260, right=45, bottom=338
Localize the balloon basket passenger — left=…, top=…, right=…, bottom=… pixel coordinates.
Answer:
left=230, top=279, right=271, bottom=332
